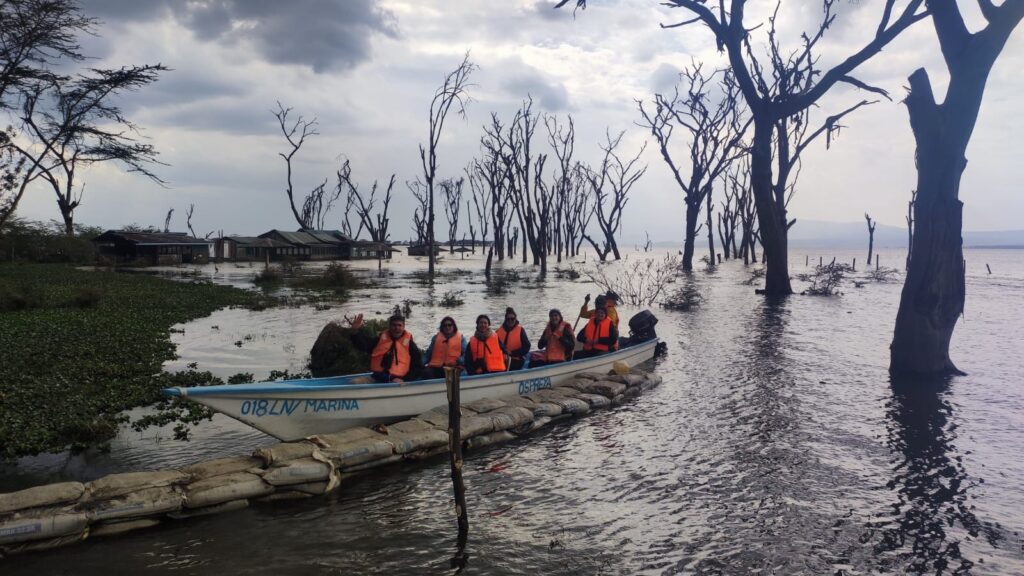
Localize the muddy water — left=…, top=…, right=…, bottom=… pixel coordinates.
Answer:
left=3, top=248, right=1024, bottom=575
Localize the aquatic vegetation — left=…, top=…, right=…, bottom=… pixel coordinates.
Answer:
left=0, top=264, right=273, bottom=459
left=797, top=262, right=853, bottom=296
left=583, top=253, right=680, bottom=306
left=439, top=289, right=466, bottom=307
left=662, top=284, right=704, bottom=311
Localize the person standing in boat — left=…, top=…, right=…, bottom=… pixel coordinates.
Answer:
left=579, top=291, right=620, bottom=329
left=533, top=309, right=575, bottom=367
left=465, top=314, right=507, bottom=374
left=496, top=307, right=530, bottom=370
left=423, top=316, right=467, bottom=379
left=349, top=313, right=424, bottom=383
left=575, top=306, right=618, bottom=359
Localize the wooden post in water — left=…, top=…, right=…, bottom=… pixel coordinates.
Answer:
left=876, top=257, right=880, bottom=271
left=986, top=263, right=992, bottom=274
left=852, top=258, right=856, bottom=271
left=805, top=255, right=809, bottom=266
left=819, top=256, right=823, bottom=266
left=444, top=366, right=469, bottom=569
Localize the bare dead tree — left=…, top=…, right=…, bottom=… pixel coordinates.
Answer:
left=905, top=189, right=916, bottom=271
left=337, top=159, right=394, bottom=243
left=299, top=179, right=338, bottom=231
left=564, top=162, right=593, bottom=258
left=727, top=158, right=759, bottom=265
left=440, top=176, right=464, bottom=253
left=545, top=113, right=576, bottom=264
left=891, top=0, right=1024, bottom=377
left=718, top=182, right=739, bottom=260
left=466, top=159, right=495, bottom=274
left=408, top=178, right=429, bottom=245
left=419, top=53, right=476, bottom=278
left=865, top=213, right=877, bottom=265
left=17, top=64, right=167, bottom=235
left=163, top=208, right=173, bottom=233
left=637, top=64, right=746, bottom=270
left=273, top=101, right=320, bottom=229
left=582, top=130, right=647, bottom=262
left=562, top=0, right=928, bottom=294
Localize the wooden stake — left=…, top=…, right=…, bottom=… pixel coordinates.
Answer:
left=986, top=263, right=992, bottom=274
left=445, top=366, right=469, bottom=569
left=853, top=258, right=856, bottom=271
left=805, top=255, right=809, bottom=266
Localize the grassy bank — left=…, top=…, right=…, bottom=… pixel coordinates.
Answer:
left=0, top=264, right=272, bottom=459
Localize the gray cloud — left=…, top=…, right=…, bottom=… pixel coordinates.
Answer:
left=499, top=64, right=571, bottom=112
left=81, top=0, right=398, bottom=73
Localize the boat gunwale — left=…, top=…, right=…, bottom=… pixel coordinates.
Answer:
left=163, top=338, right=659, bottom=398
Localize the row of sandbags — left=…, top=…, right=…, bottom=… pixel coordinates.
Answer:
left=0, top=369, right=662, bottom=557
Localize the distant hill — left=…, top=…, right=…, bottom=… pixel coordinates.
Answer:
left=649, top=220, right=1024, bottom=249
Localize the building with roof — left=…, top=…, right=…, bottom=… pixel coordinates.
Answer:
left=214, top=236, right=293, bottom=262
left=93, top=231, right=210, bottom=265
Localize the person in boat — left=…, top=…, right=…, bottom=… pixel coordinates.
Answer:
left=533, top=308, right=576, bottom=367
left=465, top=314, right=507, bottom=374
left=496, top=307, right=530, bottom=370
left=423, top=316, right=467, bottom=379
left=575, top=305, right=619, bottom=359
left=579, top=291, right=620, bottom=329
left=349, top=313, right=424, bottom=383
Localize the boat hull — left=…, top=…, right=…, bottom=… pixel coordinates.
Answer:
left=163, top=339, right=659, bottom=440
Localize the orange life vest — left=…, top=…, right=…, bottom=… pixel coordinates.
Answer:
left=496, top=323, right=525, bottom=357
left=370, top=330, right=412, bottom=377
left=583, top=317, right=613, bottom=352
left=542, top=321, right=573, bottom=362
left=427, top=331, right=463, bottom=368
left=469, top=333, right=506, bottom=373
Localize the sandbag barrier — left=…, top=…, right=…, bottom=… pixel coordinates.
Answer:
left=0, top=369, right=662, bottom=558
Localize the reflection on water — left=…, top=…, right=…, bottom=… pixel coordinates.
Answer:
left=877, top=376, right=1003, bottom=574
left=3, top=248, right=1024, bottom=575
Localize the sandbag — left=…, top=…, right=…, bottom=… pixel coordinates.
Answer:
left=462, top=398, right=507, bottom=414
left=256, top=491, right=313, bottom=502
left=383, top=429, right=449, bottom=455
left=458, top=415, right=495, bottom=438
left=314, top=427, right=382, bottom=447
left=416, top=406, right=471, bottom=429
left=324, top=438, right=394, bottom=468
left=261, top=458, right=331, bottom=486
left=643, top=374, right=663, bottom=389
left=574, top=393, right=612, bottom=409
left=555, top=379, right=593, bottom=392
left=85, top=470, right=188, bottom=501
left=620, top=386, right=643, bottom=401
left=183, top=457, right=265, bottom=481
left=0, top=482, right=84, bottom=515
left=82, top=486, right=183, bottom=521
left=342, top=454, right=403, bottom=472
left=527, top=390, right=589, bottom=415
left=465, top=431, right=516, bottom=450
left=514, top=416, right=552, bottom=434
left=600, top=374, right=631, bottom=385
left=584, top=380, right=627, bottom=398
left=0, top=530, right=87, bottom=556
left=486, top=407, right=535, bottom=431
left=574, top=372, right=605, bottom=381
left=287, top=481, right=332, bottom=496
left=89, top=518, right=161, bottom=538
left=619, top=374, right=646, bottom=387
left=0, top=512, right=88, bottom=545
left=612, top=360, right=631, bottom=375
left=184, top=472, right=274, bottom=509
left=386, top=419, right=439, bottom=434
left=169, top=498, right=248, bottom=519
left=253, top=442, right=315, bottom=466
left=500, top=395, right=539, bottom=411
left=531, top=402, right=563, bottom=417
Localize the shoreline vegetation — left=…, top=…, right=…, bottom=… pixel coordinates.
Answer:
left=0, top=264, right=279, bottom=460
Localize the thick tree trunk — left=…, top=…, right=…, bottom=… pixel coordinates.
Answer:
left=705, top=189, right=715, bottom=266
left=750, top=120, right=792, bottom=294
left=681, top=200, right=700, bottom=271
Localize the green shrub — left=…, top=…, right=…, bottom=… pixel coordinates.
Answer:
left=70, top=287, right=103, bottom=308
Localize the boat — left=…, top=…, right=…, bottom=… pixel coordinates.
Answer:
left=162, top=338, right=661, bottom=441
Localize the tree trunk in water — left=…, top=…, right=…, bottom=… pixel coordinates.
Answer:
left=681, top=200, right=700, bottom=271
left=705, top=190, right=715, bottom=266
left=750, top=120, right=791, bottom=294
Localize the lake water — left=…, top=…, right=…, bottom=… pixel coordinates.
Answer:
left=3, top=247, right=1023, bottom=575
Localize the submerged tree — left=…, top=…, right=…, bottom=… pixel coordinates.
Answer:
left=273, top=102, right=322, bottom=229
left=890, top=0, right=1024, bottom=377
left=637, top=64, right=746, bottom=270
left=560, top=0, right=928, bottom=294
left=337, top=159, right=394, bottom=244
left=419, top=53, right=476, bottom=278
left=582, top=130, right=646, bottom=262
left=440, top=176, right=464, bottom=253
left=865, top=213, right=877, bottom=266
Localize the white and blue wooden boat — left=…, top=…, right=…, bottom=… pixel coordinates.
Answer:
left=162, top=338, right=660, bottom=440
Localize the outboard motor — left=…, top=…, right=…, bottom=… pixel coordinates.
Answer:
left=627, top=310, right=658, bottom=343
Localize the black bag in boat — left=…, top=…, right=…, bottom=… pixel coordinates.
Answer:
left=627, top=310, right=658, bottom=343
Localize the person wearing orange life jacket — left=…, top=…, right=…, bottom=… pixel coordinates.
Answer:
left=349, top=313, right=424, bottom=383
left=533, top=309, right=576, bottom=367
left=574, top=305, right=619, bottom=359
left=496, top=307, right=530, bottom=370
left=423, top=316, right=467, bottom=379
left=464, top=314, right=507, bottom=374
left=579, top=291, right=620, bottom=330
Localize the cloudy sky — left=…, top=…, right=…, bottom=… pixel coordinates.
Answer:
left=11, top=0, right=1024, bottom=242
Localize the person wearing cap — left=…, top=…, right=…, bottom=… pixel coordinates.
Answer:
left=534, top=309, right=575, bottom=366
left=423, top=316, right=467, bottom=379
left=349, top=313, right=424, bottom=383
left=575, top=305, right=618, bottom=359
left=496, top=307, right=530, bottom=370
left=465, top=314, right=508, bottom=374
left=580, top=291, right=620, bottom=329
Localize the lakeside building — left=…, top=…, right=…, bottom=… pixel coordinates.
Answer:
left=93, top=230, right=210, bottom=265
left=213, top=229, right=395, bottom=262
